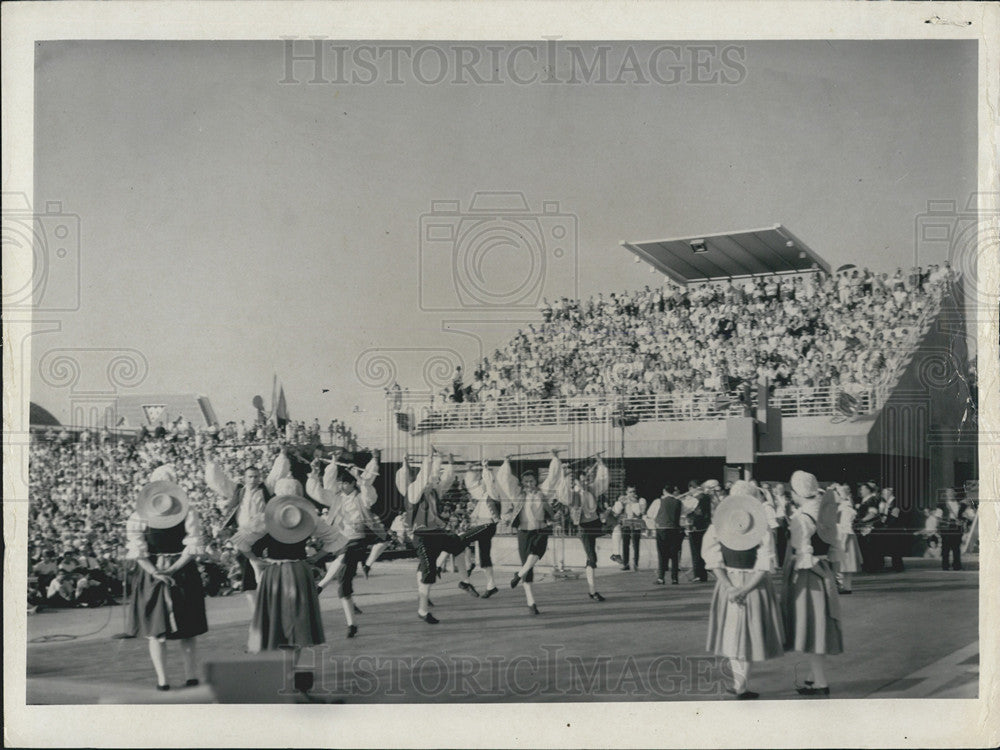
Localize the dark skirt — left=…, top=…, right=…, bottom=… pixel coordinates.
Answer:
left=248, top=560, right=325, bottom=652
left=126, top=558, right=208, bottom=640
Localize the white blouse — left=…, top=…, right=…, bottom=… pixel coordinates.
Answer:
left=125, top=509, right=205, bottom=560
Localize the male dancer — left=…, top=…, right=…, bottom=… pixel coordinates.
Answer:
left=306, top=460, right=380, bottom=638
left=499, top=450, right=562, bottom=614
left=205, top=445, right=291, bottom=614
left=461, top=459, right=502, bottom=598
left=562, top=457, right=610, bottom=601
left=406, top=448, right=479, bottom=624
left=645, top=487, right=684, bottom=584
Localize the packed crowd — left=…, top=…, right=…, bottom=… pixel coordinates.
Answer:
left=27, top=416, right=364, bottom=610
left=428, top=265, right=953, bottom=409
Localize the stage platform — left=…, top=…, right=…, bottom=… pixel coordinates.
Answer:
left=25, top=557, right=978, bottom=704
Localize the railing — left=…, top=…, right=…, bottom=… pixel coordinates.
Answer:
left=395, top=384, right=878, bottom=432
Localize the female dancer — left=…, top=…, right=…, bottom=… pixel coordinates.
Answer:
left=234, top=493, right=346, bottom=653
left=834, top=484, right=862, bottom=594
left=703, top=491, right=785, bottom=699
left=782, top=471, right=844, bottom=696
left=125, top=466, right=208, bottom=691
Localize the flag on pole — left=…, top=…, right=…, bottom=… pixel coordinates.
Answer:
left=274, top=385, right=290, bottom=428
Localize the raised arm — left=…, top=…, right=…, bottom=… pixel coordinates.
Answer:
left=495, top=458, right=520, bottom=502
left=306, top=465, right=340, bottom=509
left=406, top=453, right=435, bottom=505
left=264, top=448, right=291, bottom=493
left=539, top=450, right=563, bottom=498
left=589, top=459, right=610, bottom=498
left=204, top=453, right=237, bottom=504
left=437, top=453, right=456, bottom=494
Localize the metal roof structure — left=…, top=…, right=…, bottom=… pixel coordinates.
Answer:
left=621, top=224, right=831, bottom=285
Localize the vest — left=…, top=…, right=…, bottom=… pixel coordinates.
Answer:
left=408, top=487, right=443, bottom=531
left=721, top=544, right=758, bottom=569
left=938, top=502, right=966, bottom=533
left=145, top=520, right=186, bottom=555
left=801, top=512, right=830, bottom=556
left=655, top=495, right=682, bottom=529
left=223, top=483, right=273, bottom=529
left=259, top=535, right=308, bottom=560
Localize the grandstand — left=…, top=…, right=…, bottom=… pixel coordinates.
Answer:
left=385, top=227, right=976, bottom=510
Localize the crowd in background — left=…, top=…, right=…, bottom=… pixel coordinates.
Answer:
left=427, top=265, right=954, bottom=412
left=27, top=417, right=364, bottom=611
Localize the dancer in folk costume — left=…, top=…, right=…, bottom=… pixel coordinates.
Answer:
left=406, top=448, right=480, bottom=624
left=205, top=445, right=293, bottom=613
left=125, top=465, right=208, bottom=691
left=234, top=493, right=346, bottom=654
left=703, top=490, right=785, bottom=700
left=561, top=456, right=611, bottom=600
left=645, top=487, right=684, bottom=585
left=612, top=486, right=648, bottom=571
left=781, top=471, right=844, bottom=697
left=833, top=484, right=862, bottom=594
left=498, top=450, right=562, bottom=614
left=307, top=453, right=384, bottom=637
left=460, top=459, right=503, bottom=598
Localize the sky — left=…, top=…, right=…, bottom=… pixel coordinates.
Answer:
left=31, top=40, right=978, bottom=442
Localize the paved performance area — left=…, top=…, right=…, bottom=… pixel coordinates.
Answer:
left=26, top=556, right=978, bottom=704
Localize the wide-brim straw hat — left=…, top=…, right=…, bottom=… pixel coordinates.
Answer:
left=714, top=494, right=769, bottom=551
left=136, top=481, right=190, bottom=529
left=264, top=494, right=318, bottom=544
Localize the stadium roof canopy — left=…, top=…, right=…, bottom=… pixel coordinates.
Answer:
left=620, top=224, right=831, bottom=285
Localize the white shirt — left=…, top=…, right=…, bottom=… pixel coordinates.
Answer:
left=205, top=453, right=287, bottom=530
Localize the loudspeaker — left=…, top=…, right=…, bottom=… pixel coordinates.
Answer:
left=726, top=417, right=756, bottom=465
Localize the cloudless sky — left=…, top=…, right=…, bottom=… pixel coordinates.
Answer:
left=32, top=40, right=977, bottom=443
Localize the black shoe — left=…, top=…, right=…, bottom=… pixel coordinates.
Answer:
left=621, top=565, right=630, bottom=571
left=459, top=581, right=480, bottom=598
left=589, top=592, right=606, bottom=602
left=671, top=579, right=679, bottom=585
left=436, top=566, right=444, bottom=578
left=316, top=584, right=323, bottom=595
left=610, top=554, right=623, bottom=564
left=467, top=563, right=477, bottom=577
left=482, top=587, right=499, bottom=598
left=347, top=624, right=358, bottom=638
left=362, top=563, right=371, bottom=579
left=797, top=686, right=830, bottom=696
left=184, top=679, right=199, bottom=687
left=418, top=612, right=440, bottom=624
left=510, top=573, right=521, bottom=589
left=156, top=684, right=170, bottom=691
left=840, top=589, right=852, bottom=595
left=736, top=690, right=759, bottom=700
left=353, top=604, right=364, bottom=615
left=427, top=599, right=435, bottom=608
left=527, top=604, right=540, bottom=615
left=655, top=578, right=665, bottom=585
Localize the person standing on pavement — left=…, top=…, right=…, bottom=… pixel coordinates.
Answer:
left=645, top=487, right=683, bottom=585
left=613, top=487, right=647, bottom=571
left=686, top=480, right=716, bottom=582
